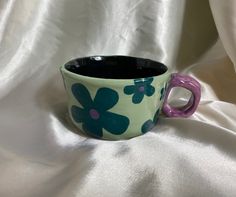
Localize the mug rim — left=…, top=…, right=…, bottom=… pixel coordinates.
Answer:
left=60, top=55, right=170, bottom=83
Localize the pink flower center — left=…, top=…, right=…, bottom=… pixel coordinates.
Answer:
left=89, top=109, right=100, bottom=120
left=138, top=86, right=145, bottom=92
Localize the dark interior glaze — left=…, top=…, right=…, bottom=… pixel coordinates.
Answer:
left=65, top=56, right=167, bottom=79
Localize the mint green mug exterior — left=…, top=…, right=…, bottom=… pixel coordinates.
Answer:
left=60, top=63, right=170, bottom=140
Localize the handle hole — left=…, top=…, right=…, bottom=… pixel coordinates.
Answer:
left=167, top=87, right=192, bottom=109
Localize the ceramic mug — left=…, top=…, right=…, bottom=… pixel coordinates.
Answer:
left=60, top=55, right=201, bottom=140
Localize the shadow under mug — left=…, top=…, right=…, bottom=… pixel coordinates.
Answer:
left=60, top=55, right=201, bottom=140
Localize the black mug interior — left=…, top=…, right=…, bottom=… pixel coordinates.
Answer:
left=65, top=56, right=167, bottom=79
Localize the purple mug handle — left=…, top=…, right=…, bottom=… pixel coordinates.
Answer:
left=162, top=73, right=201, bottom=117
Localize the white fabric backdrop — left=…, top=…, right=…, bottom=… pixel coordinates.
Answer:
left=0, top=0, right=236, bottom=196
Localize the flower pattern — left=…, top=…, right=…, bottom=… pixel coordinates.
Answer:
left=141, top=109, right=160, bottom=133
left=124, top=77, right=155, bottom=104
left=160, top=83, right=167, bottom=100
left=71, top=83, right=129, bottom=138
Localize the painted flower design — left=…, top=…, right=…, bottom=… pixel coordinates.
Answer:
left=159, top=83, right=167, bottom=100
left=141, top=109, right=160, bottom=133
left=124, top=77, right=155, bottom=104
left=71, top=83, right=129, bottom=138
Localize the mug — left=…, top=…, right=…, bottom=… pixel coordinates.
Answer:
left=60, top=55, right=201, bottom=140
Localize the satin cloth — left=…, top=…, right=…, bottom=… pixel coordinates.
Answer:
left=0, top=0, right=236, bottom=196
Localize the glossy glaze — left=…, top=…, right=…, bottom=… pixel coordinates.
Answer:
left=65, top=56, right=167, bottom=79
left=61, top=56, right=201, bottom=140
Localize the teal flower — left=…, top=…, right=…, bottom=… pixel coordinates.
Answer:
left=124, top=77, right=155, bottom=104
left=160, top=84, right=167, bottom=100
left=160, top=87, right=165, bottom=100
left=141, top=109, right=160, bottom=133
left=160, top=86, right=166, bottom=101
left=71, top=83, right=129, bottom=138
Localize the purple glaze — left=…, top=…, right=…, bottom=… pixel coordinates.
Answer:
left=162, top=73, right=201, bottom=117
left=89, top=109, right=100, bottom=120
left=138, top=86, right=145, bottom=92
